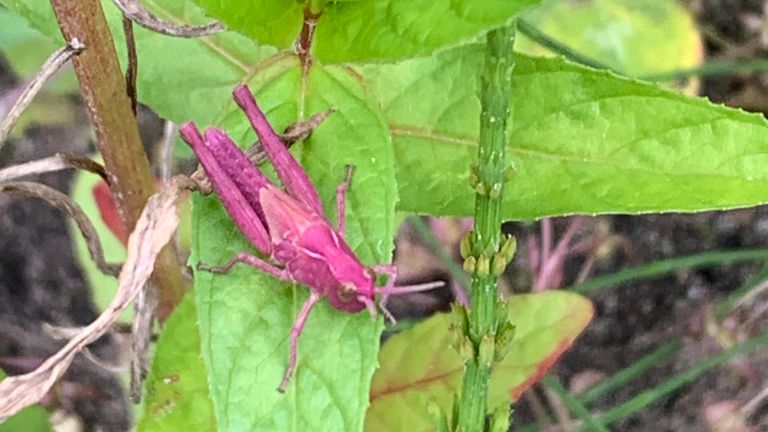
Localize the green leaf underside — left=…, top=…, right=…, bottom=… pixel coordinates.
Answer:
left=359, top=45, right=768, bottom=219
left=190, top=63, right=395, bottom=431
left=311, top=0, right=540, bottom=63
left=7, top=1, right=768, bottom=220
left=137, top=292, right=214, bottom=431
left=190, top=0, right=540, bottom=63
left=190, top=0, right=303, bottom=48
left=365, top=291, right=593, bottom=432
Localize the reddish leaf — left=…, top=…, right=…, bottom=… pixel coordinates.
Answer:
left=92, top=180, right=128, bottom=245
left=367, top=291, right=593, bottom=431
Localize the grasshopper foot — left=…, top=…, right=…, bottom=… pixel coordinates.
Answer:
left=197, top=262, right=229, bottom=274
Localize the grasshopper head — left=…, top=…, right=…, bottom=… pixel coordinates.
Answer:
left=326, top=267, right=376, bottom=314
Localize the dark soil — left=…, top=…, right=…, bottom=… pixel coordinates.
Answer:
left=2, top=1, right=768, bottom=431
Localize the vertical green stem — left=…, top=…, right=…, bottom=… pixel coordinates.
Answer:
left=455, top=23, right=516, bottom=432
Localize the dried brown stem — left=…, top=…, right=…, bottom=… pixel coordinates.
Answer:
left=0, top=176, right=191, bottom=420
left=50, top=0, right=186, bottom=321
left=0, top=39, right=84, bottom=149
left=111, top=0, right=225, bottom=37
left=296, top=8, right=320, bottom=71
left=0, top=153, right=107, bottom=182
left=122, top=15, right=138, bottom=115
left=159, top=120, right=177, bottom=181
left=0, top=181, right=121, bottom=277
left=130, top=281, right=157, bottom=402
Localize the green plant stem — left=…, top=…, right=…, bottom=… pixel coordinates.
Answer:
left=519, top=19, right=768, bottom=82
left=541, top=375, right=609, bottom=432
left=568, top=248, right=768, bottom=294
left=577, top=341, right=682, bottom=404
left=49, top=0, right=186, bottom=321
left=455, top=23, right=516, bottom=432
left=577, top=330, right=768, bottom=430
left=715, top=261, right=768, bottom=318
left=517, top=19, right=613, bottom=72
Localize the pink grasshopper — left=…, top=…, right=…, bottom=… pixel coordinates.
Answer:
left=179, top=85, right=443, bottom=392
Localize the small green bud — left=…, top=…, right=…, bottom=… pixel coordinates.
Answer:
left=449, top=305, right=470, bottom=355
left=476, top=254, right=490, bottom=278
left=504, top=164, right=515, bottom=182
left=463, top=256, right=477, bottom=274
left=489, top=182, right=502, bottom=199
left=494, top=321, right=516, bottom=362
left=489, top=404, right=511, bottom=432
left=468, top=164, right=481, bottom=189
left=495, top=298, right=509, bottom=324
left=474, top=181, right=487, bottom=195
left=459, top=232, right=473, bottom=259
left=452, top=303, right=469, bottom=334
left=491, top=252, right=508, bottom=276
left=478, top=333, right=496, bottom=368
left=500, top=235, right=517, bottom=261
left=468, top=170, right=480, bottom=188
left=458, top=336, right=474, bottom=361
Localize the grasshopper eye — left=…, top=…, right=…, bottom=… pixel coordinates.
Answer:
left=338, top=283, right=356, bottom=303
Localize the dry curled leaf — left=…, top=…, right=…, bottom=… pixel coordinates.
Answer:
left=0, top=176, right=191, bottom=420
left=0, top=153, right=107, bottom=183
left=111, top=0, right=224, bottom=37
left=0, top=39, right=84, bottom=149
left=0, top=181, right=120, bottom=277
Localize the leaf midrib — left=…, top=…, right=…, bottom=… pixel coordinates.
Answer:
left=389, top=124, right=768, bottom=181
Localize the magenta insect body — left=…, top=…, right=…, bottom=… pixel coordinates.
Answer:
left=180, top=85, right=441, bottom=392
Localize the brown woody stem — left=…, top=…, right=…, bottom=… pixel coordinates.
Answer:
left=50, top=0, right=186, bottom=322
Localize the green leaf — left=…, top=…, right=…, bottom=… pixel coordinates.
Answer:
left=312, top=0, right=541, bottom=63
left=190, top=63, right=395, bottom=432
left=0, top=371, right=51, bottom=432
left=517, top=0, right=703, bottom=78
left=366, top=291, right=593, bottom=432
left=187, top=0, right=541, bottom=63
left=0, top=0, right=278, bottom=126
left=190, top=0, right=302, bottom=49
left=360, top=45, right=768, bottom=219
left=2, top=3, right=396, bottom=429
left=137, top=292, right=214, bottom=431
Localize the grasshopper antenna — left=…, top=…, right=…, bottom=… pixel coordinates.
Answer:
left=377, top=280, right=445, bottom=325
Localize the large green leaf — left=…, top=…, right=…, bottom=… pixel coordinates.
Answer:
left=137, top=292, right=214, bottom=431
left=189, top=0, right=540, bottom=63
left=189, top=63, right=395, bottom=432
left=360, top=45, right=768, bottom=219
left=190, top=0, right=302, bottom=49
left=9, top=1, right=768, bottom=220
left=366, top=291, right=593, bottom=431
left=0, top=0, right=278, bottom=126
left=1, top=2, right=394, bottom=430
left=310, top=0, right=540, bottom=63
